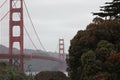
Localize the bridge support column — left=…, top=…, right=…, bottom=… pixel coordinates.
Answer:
left=9, top=0, right=24, bottom=71
left=59, top=39, right=65, bottom=61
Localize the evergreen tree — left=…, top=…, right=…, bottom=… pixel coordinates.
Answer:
left=93, top=0, right=120, bottom=20
left=0, top=62, right=29, bottom=80
left=67, top=1, right=120, bottom=80
left=67, top=18, right=120, bottom=80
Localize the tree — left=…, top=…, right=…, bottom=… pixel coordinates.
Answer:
left=67, top=1, right=120, bottom=79
left=67, top=18, right=120, bottom=80
left=35, top=71, right=68, bottom=80
left=81, top=50, right=96, bottom=65
left=92, top=17, right=104, bottom=24
left=95, top=40, right=116, bottom=62
left=80, top=50, right=96, bottom=80
left=93, top=0, right=120, bottom=20
left=0, top=62, right=29, bottom=80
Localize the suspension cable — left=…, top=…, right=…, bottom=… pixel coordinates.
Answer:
left=24, top=27, right=39, bottom=51
left=12, top=1, right=41, bottom=53
left=0, top=0, right=41, bottom=53
left=54, top=42, right=58, bottom=53
left=0, top=0, right=8, bottom=8
left=23, top=0, right=46, bottom=51
left=0, top=0, right=18, bottom=22
left=0, top=0, right=9, bottom=22
left=0, top=11, right=9, bottom=22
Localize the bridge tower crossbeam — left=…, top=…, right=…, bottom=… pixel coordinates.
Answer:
left=59, top=39, right=65, bottom=61
left=9, top=0, right=24, bottom=71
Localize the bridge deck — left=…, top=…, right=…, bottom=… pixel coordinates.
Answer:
left=0, top=53, right=64, bottom=62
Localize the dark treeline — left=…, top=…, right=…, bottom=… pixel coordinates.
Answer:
left=67, top=0, right=120, bottom=80
left=0, top=62, right=29, bottom=80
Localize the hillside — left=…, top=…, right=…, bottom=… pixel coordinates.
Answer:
left=0, top=45, right=66, bottom=72
left=0, top=45, right=48, bottom=55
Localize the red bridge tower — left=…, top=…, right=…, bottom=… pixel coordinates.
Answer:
left=59, top=39, right=65, bottom=61
left=9, top=0, right=24, bottom=71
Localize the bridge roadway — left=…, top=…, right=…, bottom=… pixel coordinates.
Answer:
left=0, top=53, right=64, bottom=63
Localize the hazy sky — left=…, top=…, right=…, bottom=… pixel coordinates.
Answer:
left=0, top=0, right=111, bottom=53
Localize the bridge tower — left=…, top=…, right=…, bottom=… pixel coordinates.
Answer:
left=9, top=0, right=24, bottom=71
left=59, top=39, right=65, bottom=61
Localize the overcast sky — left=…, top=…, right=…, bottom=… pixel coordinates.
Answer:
left=0, top=0, right=111, bottom=53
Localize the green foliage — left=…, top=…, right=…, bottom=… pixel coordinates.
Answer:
left=0, top=62, right=29, bottom=80
left=95, top=40, right=116, bottom=62
left=35, top=71, right=68, bottom=80
left=93, top=0, right=120, bottom=19
left=81, top=50, right=96, bottom=65
left=92, top=17, right=104, bottom=24
left=67, top=18, right=120, bottom=80
left=67, top=1, right=120, bottom=80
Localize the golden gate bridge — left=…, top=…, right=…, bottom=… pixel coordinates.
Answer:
left=0, top=0, right=65, bottom=72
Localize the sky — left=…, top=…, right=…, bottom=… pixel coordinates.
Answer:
left=0, top=0, right=111, bottom=53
